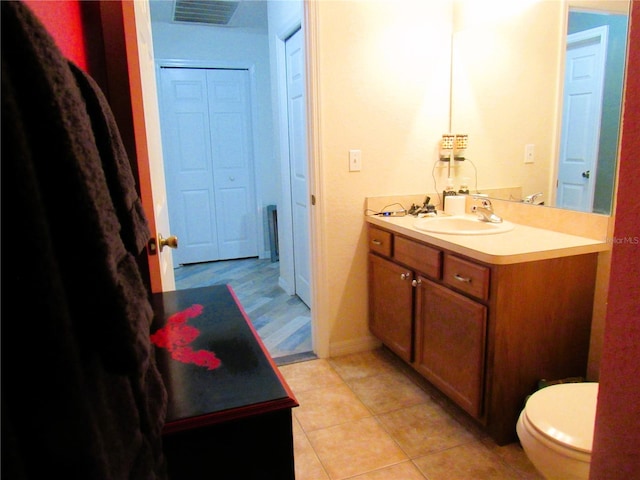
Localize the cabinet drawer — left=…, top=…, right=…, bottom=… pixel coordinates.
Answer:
left=368, top=226, right=392, bottom=257
left=394, top=236, right=441, bottom=279
left=443, top=254, right=490, bottom=301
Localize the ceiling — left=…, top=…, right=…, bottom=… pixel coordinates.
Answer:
left=149, top=0, right=268, bottom=29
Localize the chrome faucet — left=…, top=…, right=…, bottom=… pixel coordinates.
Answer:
left=473, top=197, right=503, bottom=223
left=522, top=192, right=543, bottom=204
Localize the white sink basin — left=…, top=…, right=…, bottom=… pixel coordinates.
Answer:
left=414, top=215, right=514, bottom=235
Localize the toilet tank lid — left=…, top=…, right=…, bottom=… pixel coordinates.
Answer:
left=524, top=382, right=599, bottom=453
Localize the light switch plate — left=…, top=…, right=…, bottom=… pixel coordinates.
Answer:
left=524, top=144, right=535, bottom=164
left=349, top=149, right=362, bottom=171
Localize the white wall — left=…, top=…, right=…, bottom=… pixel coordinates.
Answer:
left=149, top=1, right=277, bottom=257
left=312, top=0, right=453, bottom=355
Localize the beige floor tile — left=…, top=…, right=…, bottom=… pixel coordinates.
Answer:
left=347, top=372, right=431, bottom=414
left=479, top=438, right=544, bottom=479
left=377, top=402, right=476, bottom=458
left=307, top=417, right=408, bottom=480
left=328, top=348, right=401, bottom=381
left=279, top=358, right=343, bottom=394
left=290, top=350, right=543, bottom=480
left=349, top=460, right=427, bottom=479
left=294, top=383, right=372, bottom=432
left=293, top=417, right=330, bottom=480
left=413, top=441, right=522, bottom=479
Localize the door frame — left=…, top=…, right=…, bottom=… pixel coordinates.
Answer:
left=303, top=1, right=329, bottom=357
left=155, top=59, right=266, bottom=262
left=122, top=0, right=329, bottom=358
left=272, top=5, right=326, bottom=355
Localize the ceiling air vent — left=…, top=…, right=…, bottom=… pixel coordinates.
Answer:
left=173, top=0, right=240, bottom=26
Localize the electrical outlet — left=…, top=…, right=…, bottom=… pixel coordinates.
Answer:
left=349, top=149, right=362, bottom=172
left=524, top=144, right=535, bottom=164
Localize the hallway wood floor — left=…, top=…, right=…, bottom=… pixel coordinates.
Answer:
left=174, top=257, right=315, bottom=365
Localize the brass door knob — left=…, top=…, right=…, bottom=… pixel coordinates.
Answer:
left=158, top=233, right=178, bottom=251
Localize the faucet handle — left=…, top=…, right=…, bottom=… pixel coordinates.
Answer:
left=523, top=192, right=543, bottom=204
left=474, top=197, right=492, bottom=209
left=472, top=197, right=502, bottom=223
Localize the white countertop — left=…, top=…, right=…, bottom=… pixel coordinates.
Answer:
left=366, top=213, right=610, bottom=265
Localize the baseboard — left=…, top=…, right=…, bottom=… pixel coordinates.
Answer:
left=278, top=276, right=294, bottom=296
left=329, top=336, right=381, bottom=358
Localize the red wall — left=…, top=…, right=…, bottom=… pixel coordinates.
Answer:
left=590, top=1, right=640, bottom=477
left=23, top=0, right=107, bottom=88
left=23, top=0, right=87, bottom=69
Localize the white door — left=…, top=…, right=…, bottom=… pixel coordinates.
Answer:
left=125, top=0, right=175, bottom=292
left=286, top=28, right=311, bottom=307
left=159, top=67, right=258, bottom=265
left=557, top=26, right=608, bottom=212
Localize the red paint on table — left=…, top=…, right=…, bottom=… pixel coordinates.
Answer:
left=150, top=304, right=221, bottom=370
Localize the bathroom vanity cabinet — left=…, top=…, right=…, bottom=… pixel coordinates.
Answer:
left=367, top=223, right=599, bottom=445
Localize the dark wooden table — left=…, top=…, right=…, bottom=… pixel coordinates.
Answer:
left=150, top=285, right=298, bottom=479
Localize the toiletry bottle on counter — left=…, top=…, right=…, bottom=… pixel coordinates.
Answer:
left=442, top=178, right=457, bottom=210
left=458, top=178, right=470, bottom=194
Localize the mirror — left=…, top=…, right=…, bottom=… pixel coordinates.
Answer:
left=450, top=0, right=629, bottom=215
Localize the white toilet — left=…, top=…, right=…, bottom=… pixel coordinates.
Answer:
left=516, top=382, right=599, bottom=480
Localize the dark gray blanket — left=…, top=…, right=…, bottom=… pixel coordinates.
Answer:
left=1, top=1, right=168, bottom=478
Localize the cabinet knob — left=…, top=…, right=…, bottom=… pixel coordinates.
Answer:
left=372, top=239, right=382, bottom=246
left=411, top=278, right=422, bottom=287
left=400, top=272, right=411, bottom=280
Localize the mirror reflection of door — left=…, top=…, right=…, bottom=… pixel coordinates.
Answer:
left=557, top=25, right=608, bottom=212
left=556, top=7, right=628, bottom=213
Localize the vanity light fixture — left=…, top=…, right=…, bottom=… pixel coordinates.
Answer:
left=440, top=133, right=455, bottom=159
left=454, top=133, right=468, bottom=160
left=440, top=133, right=468, bottom=161
left=441, top=133, right=455, bottom=150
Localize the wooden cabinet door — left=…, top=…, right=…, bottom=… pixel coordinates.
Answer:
left=368, top=253, right=414, bottom=362
left=414, top=278, right=487, bottom=418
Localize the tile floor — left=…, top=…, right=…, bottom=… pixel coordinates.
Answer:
left=279, top=347, right=543, bottom=480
